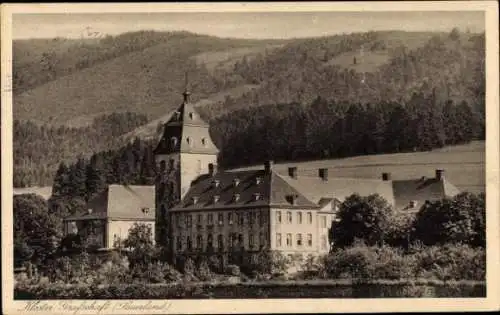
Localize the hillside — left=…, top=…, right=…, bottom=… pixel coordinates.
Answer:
left=13, top=31, right=285, bottom=126
left=200, top=30, right=485, bottom=120
left=13, top=29, right=484, bottom=127
left=12, top=29, right=485, bottom=187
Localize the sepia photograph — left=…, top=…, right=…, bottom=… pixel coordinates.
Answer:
left=1, top=2, right=499, bottom=314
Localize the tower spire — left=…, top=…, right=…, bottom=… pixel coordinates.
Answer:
left=182, top=71, right=191, bottom=103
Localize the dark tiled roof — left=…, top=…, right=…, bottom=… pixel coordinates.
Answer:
left=154, top=101, right=218, bottom=155
left=392, top=177, right=460, bottom=210
left=64, top=185, right=155, bottom=221
left=171, top=170, right=319, bottom=211
left=279, top=174, right=396, bottom=206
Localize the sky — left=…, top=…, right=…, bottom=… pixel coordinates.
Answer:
left=12, top=11, right=485, bottom=40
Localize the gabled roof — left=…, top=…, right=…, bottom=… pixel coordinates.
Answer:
left=392, top=177, right=460, bottom=210
left=279, top=174, right=396, bottom=206
left=64, top=185, right=155, bottom=221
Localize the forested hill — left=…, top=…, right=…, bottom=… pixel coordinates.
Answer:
left=14, top=113, right=148, bottom=187
left=198, top=29, right=485, bottom=121
left=13, top=29, right=485, bottom=187
left=13, top=31, right=286, bottom=126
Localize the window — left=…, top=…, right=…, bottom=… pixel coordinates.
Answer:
left=207, top=234, right=213, bottom=249
left=185, top=214, right=192, bottom=227
left=297, top=234, right=303, bottom=246
left=321, top=216, right=327, bottom=228
left=307, top=234, right=313, bottom=247
left=217, top=234, right=224, bottom=251
left=218, top=213, right=224, bottom=225
left=196, top=235, right=203, bottom=250
left=170, top=137, right=178, bottom=148
left=238, top=213, right=244, bottom=225
left=249, top=234, right=254, bottom=248
left=321, top=235, right=327, bottom=250
left=186, top=236, right=192, bottom=250
left=197, top=214, right=202, bottom=225
left=276, top=211, right=282, bottom=223
left=161, top=205, right=167, bottom=220
left=186, top=137, right=192, bottom=147
left=228, top=213, right=233, bottom=225
left=159, top=160, right=166, bottom=172
left=286, top=234, right=292, bottom=247
left=169, top=159, right=175, bottom=169
left=177, top=237, right=182, bottom=251
left=176, top=215, right=182, bottom=228
left=307, top=212, right=313, bottom=224
left=238, top=234, right=244, bottom=247
left=189, top=112, right=194, bottom=120
left=201, top=138, right=207, bottom=147
left=287, top=211, right=292, bottom=224
left=191, top=196, right=199, bottom=205
left=260, top=211, right=266, bottom=225
left=276, top=233, right=282, bottom=247
left=208, top=213, right=213, bottom=225
left=249, top=212, right=255, bottom=225
left=297, top=212, right=302, bottom=224
left=230, top=234, right=237, bottom=248
left=260, top=232, right=265, bottom=248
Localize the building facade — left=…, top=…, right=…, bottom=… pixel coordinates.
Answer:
left=63, top=185, right=155, bottom=249
left=154, top=90, right=462, bottom=269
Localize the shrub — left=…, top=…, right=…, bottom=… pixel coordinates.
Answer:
left=413, top=244, right=485, bottom=281
left=372, top=246, right=416, bottom=280
left=225, top=264, right=240, bottom=276
left=196, top=260, right=214, bottom=281
left=323, top=242, right=417, bottom=280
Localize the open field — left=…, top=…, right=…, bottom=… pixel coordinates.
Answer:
left=191, top=44, right=284, bottom=72
left=13, top=186, right=53, bottom=200
left=234, top=141, right=485, bottom=194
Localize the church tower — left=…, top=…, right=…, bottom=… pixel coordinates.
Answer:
left=153, top=87, right=219, bottom=246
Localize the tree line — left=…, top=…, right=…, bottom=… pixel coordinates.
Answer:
left=49, top=137, right=157, bottom=219
left=14, top=112, right=149, bottom=187
left=211, top=93, right=484, bottom=169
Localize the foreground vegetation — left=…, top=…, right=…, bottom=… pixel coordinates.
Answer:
left=14, top=191, right=486, bottom=298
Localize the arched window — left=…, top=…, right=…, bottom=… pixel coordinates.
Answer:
left=207, top=234, right=213, bottom=249
left=189, top=112, right=195, bottom=120
left=217, top=235, right=224, bottom=251
left=170, top=137, right=178, bottom=148
left=201, top=138, right=207, bottom=147
left=159, top=182, right=166, bottom=199
left=186, top=137, right=192, bottom=147
left=161, top=205, right=167, bottom=220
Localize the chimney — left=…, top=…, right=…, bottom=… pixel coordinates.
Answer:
left=264, top=160, right=274, bottom=174
left=435, top=169, right=445, bottom=181
left=382, top=172, right=391, bottom=181
left=208, top=163, right=217, bottom=177
left=288, top=167, right=298, bottom=179
left=318, top=168, right=329, bottom=181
